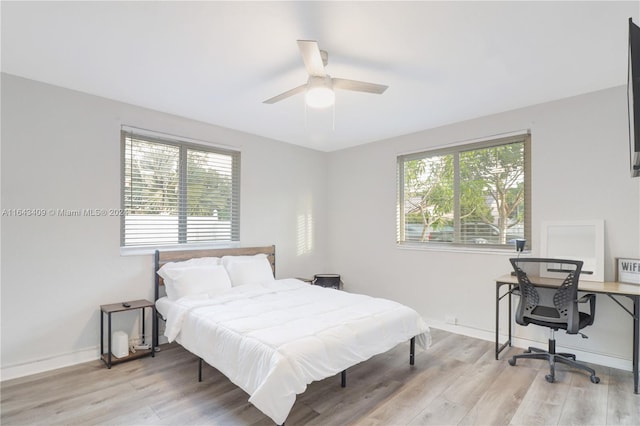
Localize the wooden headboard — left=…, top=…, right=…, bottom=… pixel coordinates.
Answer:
left=153, top=245, right=276, bottom=301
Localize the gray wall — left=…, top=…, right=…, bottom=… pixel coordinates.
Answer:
left=1, top=74, right=329, bottom=378
left=2, top=73, right=639, bottom=378
left=326, top=85, right=640, bottom=369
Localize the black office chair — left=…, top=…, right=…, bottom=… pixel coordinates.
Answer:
left=508, top=258, right=600, bottom=384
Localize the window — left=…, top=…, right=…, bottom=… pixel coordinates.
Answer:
left=121, top=128, right=240, bottom=249
left=397, top=133, right=530, bottom=249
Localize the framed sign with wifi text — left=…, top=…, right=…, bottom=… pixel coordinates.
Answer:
left=616, top=258, right=640, bottom=285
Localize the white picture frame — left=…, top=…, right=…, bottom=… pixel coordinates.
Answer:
left=540, top=220, right=605, bottom=282
left=616, top=258, right=640, bottom=284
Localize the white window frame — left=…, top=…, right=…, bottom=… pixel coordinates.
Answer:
left=120, top=127, right=240, bottom=253
left=397, top=132, right=531, bottom=251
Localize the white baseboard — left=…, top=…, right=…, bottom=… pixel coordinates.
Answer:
left=1, top=347, right=99, bottom=382
left=1, top=334, right=170, bottom=382
left=426, top=320, right=633, bottom=372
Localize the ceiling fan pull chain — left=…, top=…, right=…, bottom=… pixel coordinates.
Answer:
left=332, top=102, right=335, bottom=131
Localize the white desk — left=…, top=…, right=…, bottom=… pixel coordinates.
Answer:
left=495, top=274, right=639, bottom=394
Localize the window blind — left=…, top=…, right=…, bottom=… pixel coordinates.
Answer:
left=397, top=133, right=530, bottom=249
left=121, top=129, right=240, bottom=248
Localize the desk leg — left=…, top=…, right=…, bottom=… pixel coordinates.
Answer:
left=495, top=282, right=514, bottom=360
left=508, top=285, right=512, bottom=348
left=633, top=295, right=639, bottom=394
left=607, top=293, right=639, bottom=394
left=495, top=283, right=500, bottom=360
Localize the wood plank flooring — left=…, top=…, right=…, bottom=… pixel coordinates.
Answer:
left=2, top=329, right=639, bottom=425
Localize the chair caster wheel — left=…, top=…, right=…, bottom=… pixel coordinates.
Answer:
left=508, top=358, right=516, bottom=366
left=545, top=374, right=555, bottom=383
left=590, top=376, right=600, bottom=384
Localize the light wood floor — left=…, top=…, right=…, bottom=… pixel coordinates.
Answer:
left=2, top=329, right=639, bottom=425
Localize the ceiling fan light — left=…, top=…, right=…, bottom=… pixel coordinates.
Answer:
left=305, top=86, right=335, bottom=108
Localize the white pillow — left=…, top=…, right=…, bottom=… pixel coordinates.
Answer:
left=221, top=253, right=267, bottom=268
left=158, top=261, right=231, bottom=300
left=156, top=257, right=220, bottom=285
left=222, top=254, right=275, bottom=286
left=157, top=257, right=221, bottom=280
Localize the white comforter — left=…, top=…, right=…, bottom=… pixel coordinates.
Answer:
left=164, top=278, right=430, bottom=425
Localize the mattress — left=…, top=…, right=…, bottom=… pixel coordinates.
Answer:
left=156, top=295, right=171, bottom=320
left=160, top=278, right=431, bottom=424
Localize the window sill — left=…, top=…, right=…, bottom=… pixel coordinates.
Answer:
left=397, top=242, right=529, bottom=256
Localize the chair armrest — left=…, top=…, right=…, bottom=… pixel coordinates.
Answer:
left=578, top=293, right=596, bottom=326
left=577, top=294, right=595, bottom=303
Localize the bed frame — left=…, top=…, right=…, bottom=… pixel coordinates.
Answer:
left=153, top=245, right=276, bottom=349
left=153, top=244, right=416, bottom=425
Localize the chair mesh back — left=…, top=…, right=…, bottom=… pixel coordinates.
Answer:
left=513, top=266, right=540, bottom=314
left=553, top=271, right=578, bottom=320
left=509, top=258, right=583, bottom=333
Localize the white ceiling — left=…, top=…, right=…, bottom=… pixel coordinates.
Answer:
left=2, top=1, right=638, bottom=152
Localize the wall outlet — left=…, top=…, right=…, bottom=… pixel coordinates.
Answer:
left=445, top=315, right=458, bottom=325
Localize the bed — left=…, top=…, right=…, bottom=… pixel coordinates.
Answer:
left=153, top=245, right=431, bottom=425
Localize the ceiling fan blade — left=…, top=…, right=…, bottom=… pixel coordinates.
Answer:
left=332, top=78, right=388, bottom=94
left=297, top=40, right=326, bottom=77
left=263, top=84, right=307, bottom=104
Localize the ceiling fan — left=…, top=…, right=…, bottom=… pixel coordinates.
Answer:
left=263, top=40, right=388, bottom=108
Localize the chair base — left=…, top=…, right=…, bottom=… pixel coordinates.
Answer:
left=508, top=341, right=600, bottom=384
